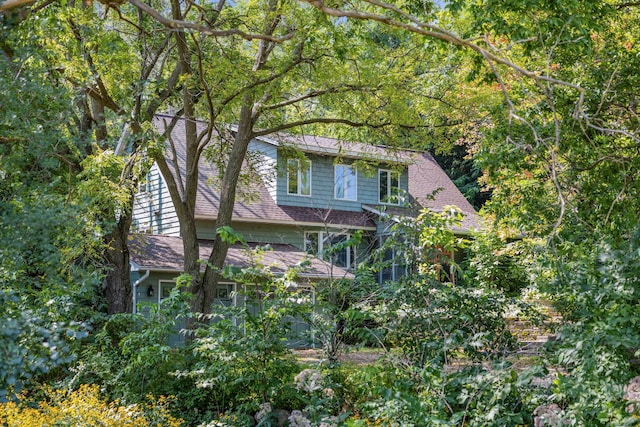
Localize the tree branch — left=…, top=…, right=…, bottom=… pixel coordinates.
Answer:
left=252, top=117, right=431, bottom=137
left=127, top=0, right=295, bottom=43
left=0, top=0, right=34, bottom=11
left=302, top=0, right=585, bottom=98
left=262, top=85, right=378, bottom=111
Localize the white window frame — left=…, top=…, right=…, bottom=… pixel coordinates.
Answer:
left=334, top=164, right=357, bottom=200
left=378, top=169, right=401, bottom=205
left=287, top=158, right=312, bottom=196
left=214, top=282, right=235, bottom=303
left=304, top=231, right=355, bottom=269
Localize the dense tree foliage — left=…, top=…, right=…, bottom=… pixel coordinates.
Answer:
left=3, top=0, right=640, bottom=424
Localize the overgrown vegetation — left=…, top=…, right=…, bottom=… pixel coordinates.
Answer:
left=3, top=0, right=640, bottom=425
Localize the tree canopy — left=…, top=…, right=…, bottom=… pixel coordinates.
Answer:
left=2, top=0, right=640, bottom=423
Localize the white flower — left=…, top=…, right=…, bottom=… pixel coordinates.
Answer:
left=322, top=387, right=335, bottom=398
left=319, top=416, right=339, bottom=427
left=255, top=402, right=272, bottom=421
left=294, top=369, right=324, bottom=393
left=288, top=410, right=312, bottom=427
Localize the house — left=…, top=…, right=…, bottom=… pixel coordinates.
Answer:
left=129, top=114, right=480, bottom=313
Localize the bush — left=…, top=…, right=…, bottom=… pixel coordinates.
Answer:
left=0, top=384, right=182, bottom=427
left=538, top=232, right=640, bottom=425
left=70, top=276, right=193, bottom=403
left=176, top=247, right=310, bottom=417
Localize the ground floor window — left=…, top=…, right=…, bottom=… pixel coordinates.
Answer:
left=304, top=231, right=355, bottom=269
left=378, top=235, right=407, bottom=283
left=159, top=280, right=176, bottom=303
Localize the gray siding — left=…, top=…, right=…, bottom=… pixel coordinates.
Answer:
left=132, top=164, right=180, bottom=236
left=249, top=139, right=278, bottom=202
left=196, top=220, right=305, bottom=247
left=276, top=151, right=409, bottom=211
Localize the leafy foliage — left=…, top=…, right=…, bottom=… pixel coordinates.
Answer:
left=0, top=384, right=182, bottom=427
left=177, top=246, right=309, bottom=415
left=0, top=195, right=99, bottom=399
left=363, top=208, right=515, bottom=367
left=536, top=232, right=640, bottom=425
left=70, top=276, right=192, bottom=401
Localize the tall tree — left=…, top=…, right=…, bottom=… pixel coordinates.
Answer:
left=2, top=0, right=196, bottom=313
left=125, top=0, right=473, bottom=314
left=295, top=0, right=639, bottom=242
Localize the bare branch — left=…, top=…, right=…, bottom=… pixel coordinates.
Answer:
left=252, top=117, right=430, bottom=137
left=128, top=0, right=295, bottom=43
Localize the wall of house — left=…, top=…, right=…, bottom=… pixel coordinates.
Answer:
left=275, top=152, right=409, bottom=211
left=196, top=220, right=303, bottom=245
left=132, top=163, right=180, bottom=236
left=248, top=139, right=278, bottom=202
left=198, top=220, right=372, bottom=258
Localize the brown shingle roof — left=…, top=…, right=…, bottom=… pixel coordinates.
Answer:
left=270, top=133, right=414, bottom=163
left=154, top=114, right=480, bottom=231
left=130, top=234, right=353, bottom=280
left=407, top=152, right=481, bottom=230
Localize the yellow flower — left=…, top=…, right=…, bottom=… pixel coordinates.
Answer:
left=0, top=384, right=183, bottom=427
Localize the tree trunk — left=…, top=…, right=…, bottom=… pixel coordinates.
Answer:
left=103, top=208, right=133, bottom=314
left=198, top=102, right=255, bottom=313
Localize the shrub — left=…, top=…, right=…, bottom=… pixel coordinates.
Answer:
left=70, top=278, right=192, bottom=403
left=0, top=384, right=182, bottom=426
left=176, top=246, right=308, bottom=416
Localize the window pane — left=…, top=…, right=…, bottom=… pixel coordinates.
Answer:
left=300, top=161, right=310, bottom=195
left=326, top=234, right=350, bottom=268
left=288, top=159, right=298, bottom=194
left=305, top=232, right=319, bottom=255
left=335, top=164, right=356, bottom=200
left=379, top=170, right=388, bottom=202
left=390, top=171, right=399, bottom=202
left=346, top=166, right=357, bottom=200
left=335, top=165, right=345, bottom=198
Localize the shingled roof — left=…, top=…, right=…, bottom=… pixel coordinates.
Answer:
left=130, top=234, right=353, bottom=280
left=154, top=114, right=480, bottom=232
left=155, top=114, right=376, bottom=229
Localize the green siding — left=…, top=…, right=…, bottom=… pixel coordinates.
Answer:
left=276, top=151, right=409, bottom=211
left=196, top=220, right=304, bottom=246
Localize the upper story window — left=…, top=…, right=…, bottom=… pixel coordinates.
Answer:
left=287, top=158, right=311, bottom=196
left=304, top=231, right=355, bottom=269
left=137, top=172, right=151, bottom=194
left=334, top=164, right=357, bottom=200
left=379, top=169, right=400, bottom=204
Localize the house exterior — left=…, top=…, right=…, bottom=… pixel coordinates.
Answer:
left=129, top=114, right=480, bottom=313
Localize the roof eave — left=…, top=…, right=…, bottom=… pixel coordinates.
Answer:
left=193, top=215, right=377, bottom=231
